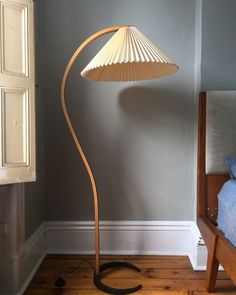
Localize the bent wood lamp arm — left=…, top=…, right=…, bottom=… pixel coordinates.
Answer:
left=61, top=25, right=178, bottom=294
left=61, top=25, right=123, bottom=276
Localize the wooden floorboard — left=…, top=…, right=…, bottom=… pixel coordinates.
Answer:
left=24, top=255, right=236, bottom=295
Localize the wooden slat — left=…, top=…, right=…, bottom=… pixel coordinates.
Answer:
left=216, top=235, right=236, bottom=285
left=46, top=254, right=187, bottom=260
left=28, top=277, right=236, bottom=291
left=24, top=290, right=188, bottom=295
left=194, top=291, right=236, bottom=295
left=197, top=216, right=217, bottom=250
left=24, top=255, right=236, bottom=295
left=197, top=92, right=207, bottom=217
left=206, top=175, right=229, bottom=222
left=36, top=267, right=229, bottom=280
left=41, top=258, right=192, bottom=269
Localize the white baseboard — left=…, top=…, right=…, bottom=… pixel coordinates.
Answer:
left=17, top=223, right=47, bottom=295
left=46, top=220, right=207, bottom=269
left=189, top=222, right=207, bottom=270
left=16, top=220, right=207, bottom=295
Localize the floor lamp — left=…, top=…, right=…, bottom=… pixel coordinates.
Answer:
left=61, top=25, right=178, bottom=294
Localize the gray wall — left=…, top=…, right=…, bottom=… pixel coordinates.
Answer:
left=0, top=186, right=11, bottom=294
left=201, top=0, right=236, bottom=90
left=24, top=0, right=45, bottom=239
left=24, top=87, right=45, bottom=239
left=19, top=0, right=236, bottom=238
left=39, top=0, right=197, bottom=221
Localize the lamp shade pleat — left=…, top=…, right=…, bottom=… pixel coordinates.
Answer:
left=81, top=26, right=179, bottom=82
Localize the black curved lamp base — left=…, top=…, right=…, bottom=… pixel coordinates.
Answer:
left=94, top=261, right=142, bottom=295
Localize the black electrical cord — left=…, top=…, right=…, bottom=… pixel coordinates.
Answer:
left=54, top=259, right=95, bottom=293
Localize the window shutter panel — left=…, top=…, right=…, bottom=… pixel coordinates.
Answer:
left=0, top=0, right=35, bottom=184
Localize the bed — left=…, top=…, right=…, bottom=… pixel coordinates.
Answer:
left=197, top=91, right=236, bottom=292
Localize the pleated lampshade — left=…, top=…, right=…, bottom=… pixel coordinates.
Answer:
left=81, top=26, right=179, bottom=82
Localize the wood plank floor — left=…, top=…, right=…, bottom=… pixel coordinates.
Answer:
left=24, top=255, right=236, bottom=295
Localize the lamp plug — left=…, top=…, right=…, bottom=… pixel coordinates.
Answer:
left=55, top=277, right=66, bottom=288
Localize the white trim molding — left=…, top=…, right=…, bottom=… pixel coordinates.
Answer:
left=46, top=220, right=207, bottom=269
left=15, top=220, right=207, bottom=295
left=189, top=222, right=207, bottom=270
left=17, top=222, right=46, bottom=295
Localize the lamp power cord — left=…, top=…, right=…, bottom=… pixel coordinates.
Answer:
left=54, top=258, right=95, bottom=293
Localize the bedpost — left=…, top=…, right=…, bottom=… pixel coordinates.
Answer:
left=197, top=90, right=236, bottom=292
left=197, top=92, right=219, bottom=292
left=197, top=92, right=207, bottom=217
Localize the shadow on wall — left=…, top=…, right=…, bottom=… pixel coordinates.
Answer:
left=101, top=85, right=193, bottom=220
left=102, top=85, right=193, bottom=250
left=119, top=86, right=189, bottom=120
left=50, top=82, right=194, bottom=224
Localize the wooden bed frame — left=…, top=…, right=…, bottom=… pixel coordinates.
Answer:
left=197, top=92, right=236, bottom=291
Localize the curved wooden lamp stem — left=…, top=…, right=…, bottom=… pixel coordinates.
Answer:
left=60, top=26, right=127, bottom=275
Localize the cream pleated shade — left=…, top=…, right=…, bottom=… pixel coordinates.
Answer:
left=81, top=26, right=179, bottom=82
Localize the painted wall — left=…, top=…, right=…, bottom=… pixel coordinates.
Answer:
left=201, top=0, right=236, bottom=90
left=0, top=186, right=11, bottom=294
left=24, top=0, right=45, bottom=239
left=38, top=0, right=197, bottom=222
left=18, top=0, right=236, bottom=274
left=22, top=0, right=236, bottom=238
left=24, top=88, right=45, bottom=239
